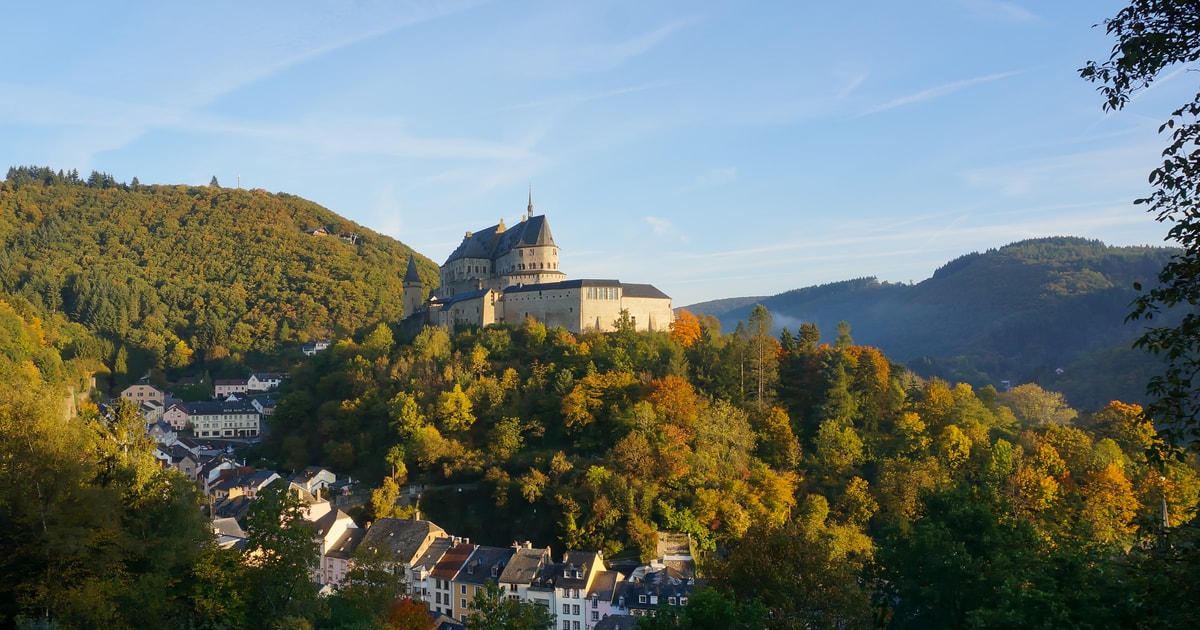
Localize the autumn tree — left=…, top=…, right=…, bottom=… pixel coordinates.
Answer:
left=465, top=580, right=555, bottom=630
left=327, top=545, right=409, bottom=627
left=709, top=494, right=874, bottom=629
left=669, top=309, right=703, bottom=348
left=241, top=484, right=323, bottom=625
left=997, top=383, right=1077, bottom=427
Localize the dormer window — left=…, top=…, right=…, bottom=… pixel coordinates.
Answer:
left=639, top=595, right=647, bottom=604
left=680, top=597, right=688, bottom=606
left=669, top=597, right=677, bottom=606
left=575, top=570, right=582, bottom=579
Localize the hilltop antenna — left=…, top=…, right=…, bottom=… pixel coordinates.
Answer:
left=237, top=174, right=241, bottom=189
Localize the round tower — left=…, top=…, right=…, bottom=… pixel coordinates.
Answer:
left=402, top=255, right=423, bottom=318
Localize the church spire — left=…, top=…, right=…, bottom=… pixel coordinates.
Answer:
left=527, top=186, right=534, bottom=219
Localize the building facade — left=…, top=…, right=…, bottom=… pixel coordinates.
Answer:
left=409, top=195, right=673, bottom=335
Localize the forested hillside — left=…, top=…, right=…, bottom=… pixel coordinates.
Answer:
left=0, top=166, right=438, bottom=391
left=260, top=309, right=1200, bottom=627
left=688, top=237, right=1180, bottom=409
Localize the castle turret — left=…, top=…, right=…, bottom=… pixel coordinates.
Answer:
left=403, top=255, right=423, bottom=318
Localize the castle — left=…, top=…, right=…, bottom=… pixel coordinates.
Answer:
left=404, top=193, right=673, bottom=334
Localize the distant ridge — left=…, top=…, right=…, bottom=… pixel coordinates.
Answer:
left=685, top=237, right=1180, bottom=409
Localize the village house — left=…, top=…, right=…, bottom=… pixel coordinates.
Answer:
left=214, top=378, right=249, bottom=398
left=544, top=551, right=605, bottom=630
left=307, top=506, right=359, bottom=587
left=499, top=543, right=553, bottom=606
left=210, top=469, right=280, bottom=502
left=409, top=537, right=454, bottom=610
left=323, top=527, right=366, bottom=588
left=290, top=466, right=336, bottom=498
left=302, top=339, right=331, bottom=356
left=357, top=518, right=449, bottom=589
left=251, top=394, right=278, bottom=417
left=435, top=540, right=504, bottom=620
left=121, top=381, right=167, bottom=404
left=614, top=566, right=695, bottom=618
left=165, top=400, right=261, bottom=438
left=146, top=420, right=176, bottom=444
left=585, top=567, right=626, bottom=630
left=422, top=535, right=477, bottom=619
left=247, top=372, right=288, bottom=391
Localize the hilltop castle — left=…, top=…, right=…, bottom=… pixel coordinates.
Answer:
left=404, top=194, right=673, bottom=334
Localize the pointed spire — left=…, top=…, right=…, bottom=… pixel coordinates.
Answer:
left=404, top=255, right=421, bottom=284
left=527, top=185, right=534, bottom=219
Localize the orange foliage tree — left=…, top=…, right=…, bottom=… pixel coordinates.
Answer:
left=670, top=309, right=703, bottom=348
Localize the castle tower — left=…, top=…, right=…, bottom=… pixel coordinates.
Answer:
left=402, top=255, right=423, bottom=318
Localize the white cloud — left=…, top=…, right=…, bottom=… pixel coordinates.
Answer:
left=955, top=0, right=1038, bottom=23
left=645, top=216, right=676, bottom=236
left=509, top=15, right=700, bottom=78
left=861, top=71, right=1019, bottom=116
left=681, top=166, right=736, bottom=191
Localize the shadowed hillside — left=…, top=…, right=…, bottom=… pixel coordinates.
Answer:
left=687, top=237, right=1181, bottom=409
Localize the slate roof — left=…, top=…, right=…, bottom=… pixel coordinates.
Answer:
left=620, top=283, right=671, bottom=300
left=503, top=279, right=618, bottom=295
left=308, top=508, right=348, bottom=539
left=539, top=550, right=599, bottom=590
left=359, top=518, right=446, bottom=566
left=430, top=612, right=466, bottom=630
left=499, top=546, right=550, bottom=586
left=212, top=495, right=253, bottom=521
left=456, top=545, right=516, bottom=586
left=411, top=536, right=452, bottom=574
left=325, top=528, right=366, bottom=561
left=594, top=616, right=637, bottom=630
left=615, top=566, right=697, bottom=612
left=180, top=400, right=258, bottom=415
left=431, top=288, right=493, bottom=310
left=501, top=278, right=669, bottom=299
left=405, top=255, right=422, bottom=283
left=444, top=214, right=555, bottom=265
left=587, top=569, right=624, bottom=604
left=211, top=516, right=246, bottom=539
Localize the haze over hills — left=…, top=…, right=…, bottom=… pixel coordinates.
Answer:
left=686, top=237, right=1179, bottom=410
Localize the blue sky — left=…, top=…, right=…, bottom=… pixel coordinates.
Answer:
left=1, top=1, right=1192, bottom=306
